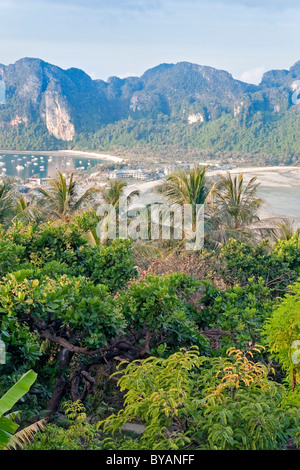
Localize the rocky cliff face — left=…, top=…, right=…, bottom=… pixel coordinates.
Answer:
left=44, top=86, right=75, bottom=141
left=0, top=58, right=103, bottom=141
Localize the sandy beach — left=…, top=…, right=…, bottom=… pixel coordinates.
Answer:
left=127, top=166, right=300, bottom=224
left=128, top=166, right=300, bottom=192
left=0, top=149, right=124, bottom=163
left=208, top=166, right=300, bottom=187
left=60, top=150, right=124, bottom=163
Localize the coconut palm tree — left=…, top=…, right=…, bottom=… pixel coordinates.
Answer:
left=0, top=181, right=15, bottom=227
left=155, top=165, right=214, bottom=244
left=156, top=165, right=212, bottom=208
left=207, top=172, right=264, bottom=244
left=87, top=180, right=140, bottom=245
left=272, top=218, right=299, bottom=241
left=12, top=193, right=42, bottom=224
left=99, top=179, right=140, bottom=210
left=36, top=172, right=99, bottom=220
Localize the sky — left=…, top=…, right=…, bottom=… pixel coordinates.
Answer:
left=0, top=0, right=299, bottom=84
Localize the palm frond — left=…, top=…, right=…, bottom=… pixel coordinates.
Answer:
left=4, top=419, right=46, bottom=450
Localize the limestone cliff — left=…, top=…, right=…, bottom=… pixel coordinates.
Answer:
left=44, top=87, right=75, bottom=141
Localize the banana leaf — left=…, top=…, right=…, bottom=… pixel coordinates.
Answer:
left=0, top=370, right=37, bottom=449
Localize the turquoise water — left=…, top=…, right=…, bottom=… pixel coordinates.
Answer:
left=0, top=152, right=104, bottom=179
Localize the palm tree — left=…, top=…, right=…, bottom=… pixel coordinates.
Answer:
left=12, top=193, right=42, bottom=224
left=0, top=181, right=15, bottom=227
left=156, top=165, right=212, bottom=208
left=207, top=172, right=264, bottom=244
left=96, top=179, right=140, bottom=241
left=155, top=165, right=213, bottom=243
left=100, top=179, right=140, bottom=210
left=36, top=172, right=99, bottom=220
left=273, top=218, right=299, bottom=241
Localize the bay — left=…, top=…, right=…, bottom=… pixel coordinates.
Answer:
left=0, top=152, right=104, bottom=179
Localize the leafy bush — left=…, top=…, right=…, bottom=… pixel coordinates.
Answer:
left=5, top=221, right=137, bottom=291
left=27, top=401, right=102, bottom=450
left=199, top=278, right=274, bottom=352
left=0, top=237, right=26, bottom=278
left=264, top=279, right=300, bottom=397
left=118, top=273, right=208, bottom=355
left=99, top=347, right=299, bottom=450
left=219, top=238, right=299, bottom=293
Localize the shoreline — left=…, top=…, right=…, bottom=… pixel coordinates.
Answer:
left=0, top=149, right=124, bottom=163
left=60, top=150, right=124, bottom=163
left=128, top=165, right=300, bottom=225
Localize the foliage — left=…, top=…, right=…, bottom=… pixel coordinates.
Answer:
left=219, top=238, right=299, bottom=292
left=199, top=278, right=274, bottom=352
left=264, top=280, right=300, bottom=395
left=36, top=171, right=99, bottom=219
left=5, top=419, right=46, bottom=450
left=0, top=270, right=124, bottom=352
left=99, top=347, right=299, bottom=450
left=27, top=401, right=102, bottom=450
left=0, top=370, right=37, bottom=450
left=206, top=172, right=263, bottom=244
left=0, top=182, right=15, bottom=227
left=157, top=165, right=212, bottom=207
left=0, top=235, right=26, bottom=278
left=0, top=174, right=299, bottom=450
left=118, top=273, right=208, bottom=355
left=272, top=233, right=300, bottom=271
left=4, top=220, right=138, bottom=291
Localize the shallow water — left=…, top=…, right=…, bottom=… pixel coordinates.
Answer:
left=0, top=152, right=104, bottom=179
left=258, top=185, right=300, bottom=224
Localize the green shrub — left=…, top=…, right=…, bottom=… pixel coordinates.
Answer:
left=99, top=347, right=299, bottom=450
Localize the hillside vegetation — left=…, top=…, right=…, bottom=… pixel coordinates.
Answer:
left=0, top=168, right=299, bottom=450
left=0, top=58, right=299, bottom=163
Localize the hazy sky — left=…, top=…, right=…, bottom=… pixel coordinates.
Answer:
left=0, top=0, right=299, bottom=84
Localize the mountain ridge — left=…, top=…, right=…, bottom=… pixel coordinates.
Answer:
left=0, top=57, right=299, bottom=162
